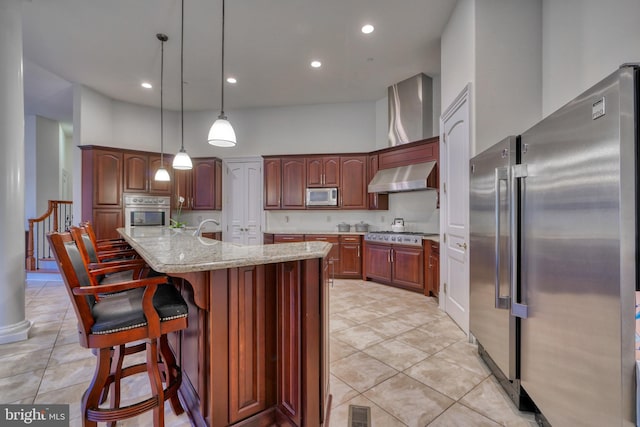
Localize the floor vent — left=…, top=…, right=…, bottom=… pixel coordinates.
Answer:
left=348, top=405, right=371, bottom=427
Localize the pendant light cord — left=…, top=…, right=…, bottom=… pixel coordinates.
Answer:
left=220, top=0, right=225, bottom=117
left=160, top=34, right=165, bottom=164
left=180, top=0, right=185, bottom=151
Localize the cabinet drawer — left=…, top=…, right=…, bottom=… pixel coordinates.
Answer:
left=274, top=234, right=304, bottom=243
left=305, top=235, right=339, bottom=243
left=339, top=235, right=361, bottom=243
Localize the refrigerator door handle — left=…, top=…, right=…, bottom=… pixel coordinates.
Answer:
left=510, top=164, right=529, bottom=318
left=495, top=167, right=510, bottom=309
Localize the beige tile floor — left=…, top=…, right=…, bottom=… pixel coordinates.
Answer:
left=0, top=278, right=538, bottom=426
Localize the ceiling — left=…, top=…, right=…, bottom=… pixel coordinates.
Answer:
left=21, top=0, right=457, bottom=122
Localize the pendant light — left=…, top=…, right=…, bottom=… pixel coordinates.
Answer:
left=172, top=0, right=193, bottom=169
left=154, top=33, right=171, bottom=181
left=207, top=0, right=236, bottom=147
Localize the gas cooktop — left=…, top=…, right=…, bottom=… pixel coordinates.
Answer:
left=364, top=231, right=435, bottom=246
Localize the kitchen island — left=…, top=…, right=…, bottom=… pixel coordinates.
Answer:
left=117, top=227, right=332, bottom=427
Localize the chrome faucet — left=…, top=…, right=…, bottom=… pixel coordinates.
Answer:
left=193, top=218, right=220, bottom=236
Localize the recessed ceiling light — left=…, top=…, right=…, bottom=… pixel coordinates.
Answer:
left=226, top=77, right=237, bottom=84
left=361, top=24, right=374, bottom=34
left=141, top=82, right=152, bottom=89
left=310, top=60, right=322, bottom=68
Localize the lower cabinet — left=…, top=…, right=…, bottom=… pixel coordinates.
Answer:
left=364, top=242, right=424, bottom=292
left=201, top=231, right=222, bottom=240
left=424, top=240, right=440, bottom=297
left=172, top=259, right=327, bottom=426
left=338, top=235, right=362, bottom=278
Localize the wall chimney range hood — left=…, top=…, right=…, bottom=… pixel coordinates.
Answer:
left=367, top=161, right=437, bottom=193
left=388, top=73, right=433, bottom=146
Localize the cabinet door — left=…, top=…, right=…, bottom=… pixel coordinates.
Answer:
left=392, top=246, right=424, bottom=292
left=306, top=157, right=323, bottom=187
left=339, top=242, right=361, bottom=278
left=323, top=157, right=340, bottom=187
left=281, top=158, right=306, bottom=209
left=431, top=243, right=440, bottom=297
left=274, top=234, right=304, bottom=243
left=173, top=169, right=192, bottom=209
left=228, top=266, right=268, bottom=423
left=149, top=155, right=173, bottom=195
left=263, top=158, right=282, bottom=209
left=367, top=154, right=388, bottom=210
left=214, top=158, right=223, bottom=210
left=123, top=153, right=148, bottom=193
left=364, top=243, right=392, bottom=283
left=192, top=159, right=216, bottom=210
left=340, top=156, right=367, bottom=209
left=93, top=150, right=123, bottom=207
left=92, top=208, right=123, bottom=240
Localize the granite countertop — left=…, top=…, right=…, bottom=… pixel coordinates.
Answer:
left=117, top=226, right=331, bottom=274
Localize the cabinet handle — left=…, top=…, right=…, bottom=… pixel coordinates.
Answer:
left=428, top=255, right=432, bottom=268
left=357, top=246, right=360, bottom=258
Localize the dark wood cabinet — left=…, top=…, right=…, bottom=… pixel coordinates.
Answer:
left=274, top=234, right=305, bottom=243
left=306, top=156, right=339, bottom=187
left=365, top=242, right=424, bottom=292
left=149, top=155, right=173, bottom=196
left=263, top=158, right=282, bottom=210
left=201, top=231, right=222, bottom=240
left=338, top=235, right=362, bottom=278
left=392, top=246, right=424, bottom=292
left=173, top=157, right=222, bottom=210
left=364, top=243, right=393, bottom=283
left=425, top=240, right=440, bottom=297
left=339, top=156, right=367, bottom=209
left=81, top=147, right=124, bottom=240
left=228, top=266, right=268, bottom=423
left=123, top=152, right=148, bottom=193
left=367, top=154, right=388, bottom=210
left=281, top=157, right=306, bottom=209
left=124, top=152, right=173, bottom=195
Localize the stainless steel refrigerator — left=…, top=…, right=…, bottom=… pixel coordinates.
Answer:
left=470, top=64, right=638, bottom=426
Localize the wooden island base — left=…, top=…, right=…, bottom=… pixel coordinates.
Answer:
left=169, top=259, right=330, bottom=427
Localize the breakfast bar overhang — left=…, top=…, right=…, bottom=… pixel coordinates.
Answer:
left=117, top=227, right=332, bottom=427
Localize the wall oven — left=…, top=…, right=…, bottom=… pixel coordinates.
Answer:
left=124, top=194, right=171, bottom=227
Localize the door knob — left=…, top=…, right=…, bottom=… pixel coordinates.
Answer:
left=456, top=242, right=467, bottom=250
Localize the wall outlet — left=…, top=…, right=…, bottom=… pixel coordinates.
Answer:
left=326, top=215, right=331, bottom=222
left=197, top=216, right=203, bottom=222
left=285, top=215, right=289, bottom=223
left=380, top=215, right=385, bottom=223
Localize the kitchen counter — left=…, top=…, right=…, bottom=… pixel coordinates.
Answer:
left=118, top=226, right=331, bottom=273
left=116, top=226, right=331, bottom=427
left=423, top=234, right=440, bottom=243
left=265, top=229, right=367, bottom=235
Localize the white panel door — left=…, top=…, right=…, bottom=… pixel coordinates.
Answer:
left=225, top=159, right=263, bottom=245
left=440, top=84, right=471, bottom=334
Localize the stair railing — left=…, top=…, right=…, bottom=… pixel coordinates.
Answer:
left=26, top=200, right=73, bottom=271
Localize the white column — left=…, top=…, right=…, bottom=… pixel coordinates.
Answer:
left=0, top=0, right=31, bottom=344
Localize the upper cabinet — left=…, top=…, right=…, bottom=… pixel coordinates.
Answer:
left=263, top=158, right=282, bottom=210
left=123, top=152, right=173, bottom=196
left=306, top=156, right=340, bottom=187
left=281, top=157, right=306, bottom=209
left=339, top=156, right=367, bottom=209
left=173, top=158, right=223, bottom=210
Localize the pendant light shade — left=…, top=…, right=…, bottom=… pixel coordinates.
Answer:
left=207, top=0, right=236, bottom=147
left=173, top=0, right=193, bottom=170
left=155, top=33, right=171, bottom=182
left=208, top=115, right=236, bottom=147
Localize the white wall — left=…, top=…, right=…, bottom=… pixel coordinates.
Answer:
left=475, top=0, right=542, bottom=154
left=35, top=116, right=60, bottom=215
left=441, top=0, right=475, bottom=116
left=542, top=0, right=640, bottom=116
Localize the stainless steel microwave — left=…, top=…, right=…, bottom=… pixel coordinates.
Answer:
left=306, top=188, right=338, bottom=206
